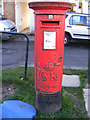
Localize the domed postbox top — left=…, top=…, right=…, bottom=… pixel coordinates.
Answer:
left=28, top=1, right=72, bottom=10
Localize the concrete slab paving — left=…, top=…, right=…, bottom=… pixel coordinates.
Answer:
left=62, top=75, right=90, bottom=117
left=83, top=89, right=90, bottom=118
left=62, top=74, right=80, bottom=87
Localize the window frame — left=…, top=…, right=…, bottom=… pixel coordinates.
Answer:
left=69, top=15, right=88, bottom=26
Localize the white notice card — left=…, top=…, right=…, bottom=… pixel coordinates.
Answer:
left=44, top=31, right=56, bottom=49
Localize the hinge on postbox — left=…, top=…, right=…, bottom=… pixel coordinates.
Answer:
left=59, top=56, right=62, bottom=61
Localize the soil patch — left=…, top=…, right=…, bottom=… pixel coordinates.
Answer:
left=2, top=84, right=17, bottom=101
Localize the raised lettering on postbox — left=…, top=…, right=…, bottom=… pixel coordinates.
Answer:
left=39, top=62, right=58, bottom=91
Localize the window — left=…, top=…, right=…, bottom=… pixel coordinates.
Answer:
left=65, top=14, right=68, bottom=19
left=69, top=15, right=87, bottom=26
left=86, top=16, right=90, bottom=26
left=69, top=16, right=73, bottom=25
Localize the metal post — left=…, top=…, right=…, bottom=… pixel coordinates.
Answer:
left=1, top=31, right=29, bottom=80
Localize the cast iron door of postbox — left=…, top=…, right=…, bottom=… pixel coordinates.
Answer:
left=35, top=14, right=65, bottom=93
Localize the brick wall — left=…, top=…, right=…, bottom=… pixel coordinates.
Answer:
left=4, top=2, right=15, bottom=22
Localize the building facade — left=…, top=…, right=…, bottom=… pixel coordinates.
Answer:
left=0, top=0, right=30, bottom=32
left=0, top=0, right=89, bottom=33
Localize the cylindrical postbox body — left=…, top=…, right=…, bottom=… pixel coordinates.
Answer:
left=29, top=2, right=72, bottom=113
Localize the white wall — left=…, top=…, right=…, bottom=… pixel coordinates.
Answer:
left=0, top=1, right=2, bottom=15
left=0, top=0, right=4, bottom=15
left=82, top=0, right=88, bottom=14
left=15, top=2, right=30, bottom=32
left=30, top=9, right=34, bottom=34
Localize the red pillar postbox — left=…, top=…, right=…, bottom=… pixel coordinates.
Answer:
left=29, top=1, right=72, bottom=113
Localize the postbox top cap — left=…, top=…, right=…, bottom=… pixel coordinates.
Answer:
left=29, top=1, right=72, bottom=10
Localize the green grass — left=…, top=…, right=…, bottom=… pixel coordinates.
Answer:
left=2, top=67, right=88, bottom=119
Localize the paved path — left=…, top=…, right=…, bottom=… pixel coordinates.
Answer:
left=62, top=75, right=80, bottom=87
left=83, top=89, right=90, bottom=118
left=63, top=75, right=89, bottom=118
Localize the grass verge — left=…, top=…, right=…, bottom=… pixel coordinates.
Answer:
left=2, top=67, right=88, bottom=119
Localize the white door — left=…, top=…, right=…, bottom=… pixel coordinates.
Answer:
left=15, top=1, right=30, bottom=32
left=69, top=15, right=89, bottom=39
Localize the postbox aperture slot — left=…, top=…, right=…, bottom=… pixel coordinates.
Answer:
left=42, top=21, right=59, bottom=26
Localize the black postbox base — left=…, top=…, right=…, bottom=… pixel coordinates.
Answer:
left=35, top=89, right=62, bottom=114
